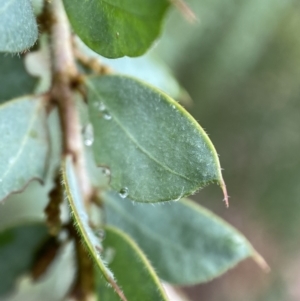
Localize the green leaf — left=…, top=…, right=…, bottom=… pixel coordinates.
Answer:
left=62, top=156, right=127, bottom=301
left=86, top=75, right=227, bottom=203
left=63, top=0, right=170, bottom=58
left=0, top=0, right=38, bottom=53
left=104, top=192, right=268, bottom=285
left=0, top=96, right=49, bottom=202
left=96, top=226, right=169, bottom=301
left=0, top=223, right=49, bottom=297
left=0, top=54, right=37, bottom=104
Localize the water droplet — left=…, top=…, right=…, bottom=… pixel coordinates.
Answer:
left=119, top=187, right=129, bottom=199
left=0, top=179, right=2, bottom=183
left=94, top=101, right=106, bottom=112
left=83, top=124, right=94, bottom=146
left=101, top=167, right=111, bottom=177
left=96, top=103, right=112, bottom=120
left=172, top=105, right=175, bottom=109
left=103, top=111, right=112, bottom=120
left=95, top=229, right=106, bottom=240
left=95, top=244, right=103, bottom=253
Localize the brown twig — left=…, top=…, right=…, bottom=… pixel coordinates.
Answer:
left=45, top=2, right=128, bottom=300
left=45, top=173, right=63, bottom=235
left=74, top=45, right=112, bottom=75
left=31, top=237, right=61, bottom=281
left=47, top=0, right=92, bottom=204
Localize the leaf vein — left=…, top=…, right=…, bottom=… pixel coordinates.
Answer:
left=88, top=84, right=197, bottom=184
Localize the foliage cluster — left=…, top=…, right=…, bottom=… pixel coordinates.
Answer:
left=0, top=1, right=266, bottom=300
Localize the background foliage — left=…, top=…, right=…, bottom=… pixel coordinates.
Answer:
left=152, top=0, right=300, bottom=300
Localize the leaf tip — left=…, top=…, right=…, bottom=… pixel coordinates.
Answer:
left=253, top=251, right=271, bottom=273
left=170, top=0, right=198, bottom=23
left=220, top=179, right=229, bottom=208
left=109, top=279, right=128, bottom=301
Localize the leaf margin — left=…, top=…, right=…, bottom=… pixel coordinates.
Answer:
left=61, top=155, right=127, bottom=301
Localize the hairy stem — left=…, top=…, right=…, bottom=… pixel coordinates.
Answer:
left=48, top=0, right=92, bottom=203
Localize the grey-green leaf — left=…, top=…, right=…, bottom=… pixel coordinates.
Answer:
left=96, top=226, right=169, bottom=301
left=0, top=96, right=49, bottom=202
left=0, top=0, right=38, bottom=53
left=104, top=192, right=268, bottom=285
left=0, top=223, right=49, bottom=297
left=62, top=156, right=126, bottom=301
left=0, top=54, right=37, bottom=104
left=63, top=0, right=170, bottom=58
left=86, top=75, right=227, bottom=203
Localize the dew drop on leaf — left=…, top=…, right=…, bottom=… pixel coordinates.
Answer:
left=83, top=123, right=94, bottom=146
left=95, top=101, right=112, bottom=120
left=94, top=101, right=106, bottom=112
left=119, top=187, right=129, bottom=199
left=101, top=167, right=111, bottom=177
left=95, top=229, right=106, bottom=240
left=103, top=111, right=112, bottom=120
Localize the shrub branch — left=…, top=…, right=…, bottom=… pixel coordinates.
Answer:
left=48, top=0, right=92, bottom=204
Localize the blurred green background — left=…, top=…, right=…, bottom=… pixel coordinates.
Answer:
left=153, top=0, right=300, bottom=300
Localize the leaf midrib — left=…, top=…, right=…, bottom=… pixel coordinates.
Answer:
left=64, top=159, right=115, bottom=284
